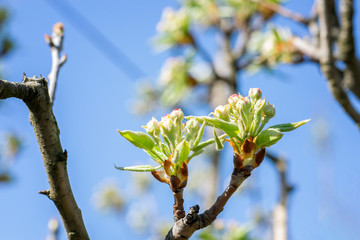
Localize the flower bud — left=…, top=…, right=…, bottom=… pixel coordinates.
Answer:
left=228, top=94, right=241, bottom=107
left=263, top=104, right=276, bottom=118
left=185, top=118, right=201, bottom=141
left=214, top=105, right=230, bottom=121
left=249, top=88, right=262, bottom=101
left=145, top=117, right=160, bottom=136
left=170, top=108, right=184, bottom=125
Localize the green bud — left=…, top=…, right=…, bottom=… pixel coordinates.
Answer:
left=228, top=94, right=241, bottom=107
left=170, top=108, right=184, bottom=125
left=214, top=105, right=230, bottom=121
left=185, top=118, right=201, bottom=142
left=263, top=104, right=276, bottom=118
left=160, top=116, right=177, bottom=149
left=249, top=88, right=262, bottom=101
left=249, top=99, right=266, bottom=136
left=144, top=117, right=161, bottom=136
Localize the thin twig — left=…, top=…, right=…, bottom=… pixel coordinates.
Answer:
left=260, top=2, right=311, bottom=25
left=266, top=152, right=293, bottom=240
left=45, top=23, right=67, bottom=105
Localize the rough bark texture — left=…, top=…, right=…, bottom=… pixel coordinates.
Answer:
left=0, top=75, right=89, bottom=240
left=318, top=0, right=360, bottom=127
left=165, top=164, right=253, bottom=240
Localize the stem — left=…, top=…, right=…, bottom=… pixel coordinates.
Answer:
left=165, top=164, right=253, bottom=240
left=173, top=188, right=186, bottom=222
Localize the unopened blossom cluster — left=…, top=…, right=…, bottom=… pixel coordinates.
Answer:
left=117, top=109, right=217, bottom=191
left=187, top=88, right=309, bottom=170
left=117, top=89, right=309, bottom=190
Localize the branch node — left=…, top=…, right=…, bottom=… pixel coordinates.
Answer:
left=184, top=205, right=199, bottom=225
left=39, top=190, right=51, bottom=198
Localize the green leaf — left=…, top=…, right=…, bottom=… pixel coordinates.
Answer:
left=118, top=130, right=155, bottom=151
left=191, top=122, right=205, bottom=149
left=203, top=117, right=239, bottom=138
left=173, top=140, right=190, bottom=167
left=114, top=164, right=162, bottom=172
left=213, top=127, right=224, bottom=151
left=269, top=119, right=310, bottom=132
left=255, top=128, right=283, bottom=148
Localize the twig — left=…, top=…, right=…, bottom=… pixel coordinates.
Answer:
left=260, top=2, right=311, bottom=25
left=318, top=0, right=360, bottom=128
left=266, top=152, right=293, bottom=240
left=164, top=162, right=253, bottom=240
left=173, top=188, right=186, bottom=222
left=46, top=218, right=60, bottom=240
left=0, top=75, right=89, bottom=240
left=45, top=23, right=67, bottom=105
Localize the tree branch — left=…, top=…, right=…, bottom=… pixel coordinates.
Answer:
left=173, top=188, right=186, bottom=222
left=260, top=2, right=311, bottom=25
left=0, top=75, right=89, bottom=240
left=318, top=0, right=360, bottom=128
left=337, top=0, right=360, bottom=100
left=165, top=163, right=253, bottom=240
left=266, top=152, right=293, bottom=240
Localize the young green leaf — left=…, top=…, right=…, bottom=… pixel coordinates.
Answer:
left=114, top=164, right=162, bottom=172
left=269, top=119, right=310, bottom=132
left=118, top=130, right=155, bottom=151
left=202, top=116, right=239, bottom=138
left=191, top=122, right=205, bottom=149
left=213, top=127, right=224, bottom=151
left=255, top=128, right=283, bottom=148
left=173, top=140, right=190, bottom=167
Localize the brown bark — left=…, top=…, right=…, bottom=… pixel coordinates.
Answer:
left=0, top=75, right=89, bottom=240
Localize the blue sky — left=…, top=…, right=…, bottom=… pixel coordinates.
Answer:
left=1, top=0, right=360, bottom=239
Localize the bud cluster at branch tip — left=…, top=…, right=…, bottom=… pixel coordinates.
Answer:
left=116, top=108, right=222, bottom=191
left=186, top=88, right=310, bottom=170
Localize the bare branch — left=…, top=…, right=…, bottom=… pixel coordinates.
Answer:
left=165, top=163, right=253, bottom=240
left=46, top=23, right=67, bottom=105
left=337, top=0, right=360, bottom=100
left=0, top=76, right=89, bottom=240
left=267, top=152, right=294, bottom=240
left=318, top=0, right=360, bottom=128
left=260, top=2, right=311, bottom=25
left=173, top=188, right=186, bottom=222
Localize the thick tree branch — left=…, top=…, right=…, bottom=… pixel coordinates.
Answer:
left=165, top=164, right=253, bottom=240
left=0, top=76, right=89, bottom=240
left=318, top=0, right=360, bottom=128
left=337, top=0, right=360, bottom=100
